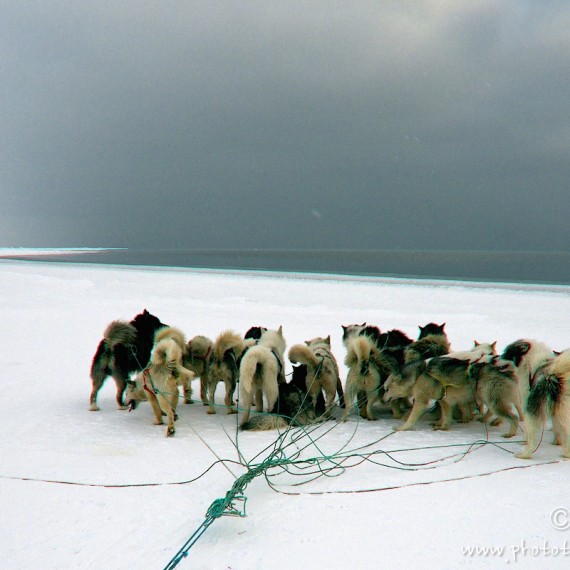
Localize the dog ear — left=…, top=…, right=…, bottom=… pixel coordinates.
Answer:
left=491, top=341, right=497, bottom=352
left=518, top=341, right=531, bottom=355
left=342, top=325, right=347, bottom=332
left=474, top=340, right=480, bottom=346
left=305, top=340, right=310, bottom=346
left=277, top=325, right=283, bottom=335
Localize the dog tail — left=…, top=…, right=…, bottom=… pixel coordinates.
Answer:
left=154, top=326, right=186, bottom=350
left=288, top=344, right=320, bottom=369
left=214, top=329, right=246, bottom=361
left=91, top=320, right=137, bottom=381
left=345, top=335, right=375, bottom=376
left=239, top=414, right=290, bottom=431
left=151, top=338, right=182, bottom=369
left=104, top=320, right=137, bottom=348
left=527, top=370, right=562, bottom=418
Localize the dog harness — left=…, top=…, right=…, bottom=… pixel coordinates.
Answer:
left=142, top=369, right=157, bottom=396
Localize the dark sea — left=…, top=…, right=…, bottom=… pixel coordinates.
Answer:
left=7, top=249, right=570, bottom=286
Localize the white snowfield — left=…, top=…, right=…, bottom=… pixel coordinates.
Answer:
left=1, top=258, right=569, bottom=570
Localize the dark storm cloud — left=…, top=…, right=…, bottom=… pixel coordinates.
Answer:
left=1, top=1, right=569, bottom=250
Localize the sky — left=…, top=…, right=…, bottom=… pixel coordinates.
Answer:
left=1, top=1, right=569, bottom=251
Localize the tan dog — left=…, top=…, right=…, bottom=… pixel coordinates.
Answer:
left=516, top=348, right=570, bottom=459
left=239, top=327, right=286, bottom=428
left=183, top=335, right=214, bottom=406
left=288, top=336, right=340, bottom=419
left=132, top=337, right=194, bottom=436
left=208, top=330, right=254, bottom=414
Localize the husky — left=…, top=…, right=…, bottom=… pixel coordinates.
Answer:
left=239, top=327, right=286, bottom=427
left=124, top=326, right=195, bottom=410
left=244, top=326, right=268, bottom=341
left=207, top=330, right=254, bottom=415
left=467, top=356, right=524, bottom=438
left=288, top=336, right=342, bottom=418
left=404, top=322, right=450, bottom=364
left=154, top=326, right=193, bottom=403
left=342, top=335, right=384, bottom=421
left=341, top=322, right=370, bottom=347
left=384, top=342, right=496, bottom=431
left=500, top=339, right=556, bottom=413
left=183, top=335, right=214, bottom=406
left=239, top=365, right=319, bottom=431
left=89, top=309, right=166, bottom=411
left=134, top=338, right=194, bottom=437
left=515, top=348, right=570, bottom=459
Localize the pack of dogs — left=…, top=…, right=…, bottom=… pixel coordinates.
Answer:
left=89, top=310, right=570, bottom=460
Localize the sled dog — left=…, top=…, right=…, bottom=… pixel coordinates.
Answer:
left=208, top=330, right=254, bottom=414
left=467, top=356, right=524, bottom=438
left=515, top=348, right=570, bottom=459
left=500, top=339, right=556, bottom=412
left=384, top=342, right=495, bottom=431
left=239, top=327, right=286, bottom=427
left=239, top=365, right=318, bottom=431
left=89, top=309, right=166, bottom=411
left=288, top=336, right=342, bottom=418
left=183, top=335, right=214, bottom=405
left=403, top=322, right=450, bottom=364
left=134, top=337, right=194, bottom=437
left=124, top=326, right=194, bottom=409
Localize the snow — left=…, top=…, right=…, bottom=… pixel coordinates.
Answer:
left=1, top=258, right=569, bottom=569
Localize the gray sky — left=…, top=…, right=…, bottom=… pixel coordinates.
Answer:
left=2, top=1, right=569, bottom=251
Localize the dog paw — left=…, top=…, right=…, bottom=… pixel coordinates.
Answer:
left=89, top=404, right=100, bottom=412
left=515, top=451, right=532, bottom=459
left=166, top=426, right=175, bottom=437
left=207, top=409, right=216, bottom=415
left=227, top=408, right=238, bottom=415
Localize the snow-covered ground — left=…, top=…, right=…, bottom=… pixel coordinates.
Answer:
left=1, top=258, right=569, bottom=569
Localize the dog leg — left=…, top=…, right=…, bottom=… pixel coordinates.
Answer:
left=113, top=374, right=128, bottom=410
left=207, top=378, right=218, bottom=414
left=433, top=399, right=452, bottom=430
left=341, top=378, right=357, bottom=421
left=515, top=411, right=543, bottom=459
left=239, top=389, right=252, bottom=426
left=395, top=397, right=430, bottom=431
left=200, top=376, right=209, bottom=405
left=254, top=387, right=264, bottom=412
left=147, top=393, right=164, bottom=425
left=336, top=376, right=346, bottom=408
left=157, top=394, right=175, bottom=437
left=365, top=389, right=379, bottom=421
left=224, top=379, right=237, bottom=414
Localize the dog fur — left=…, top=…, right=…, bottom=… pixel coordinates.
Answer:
left=239, top=365, right=319, bottom=431
left=383, top=342, right=496, bottom=431
left=342, top=335, right=384, bottom=421
left=208, top=330, right=254, bottom=415
left=89, top=309, right=166, bottom=411
left=288, top=336, right=341, bottom=419
left=183, top=335, right=214, bottom=406
left=134, top=337, right=194, bottom=437
left=124, top=326, right=195, bottom=410
left=515, top=348, right=570, bottom=459
left=403, top=322, right=450, bottom=364
left=467, top=356, right=524, bottom=438
left=239, top=327, right=286, bottom=427
left=500, top=339, right=556, bottom=414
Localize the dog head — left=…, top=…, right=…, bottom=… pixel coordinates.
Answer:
left=124, top=375, right=147, bottom=411
left=418, top=322, right=446, bottom=339
left=341, top=323, right=367, bottom=346
left=501, top=340, right=532, bottom=368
